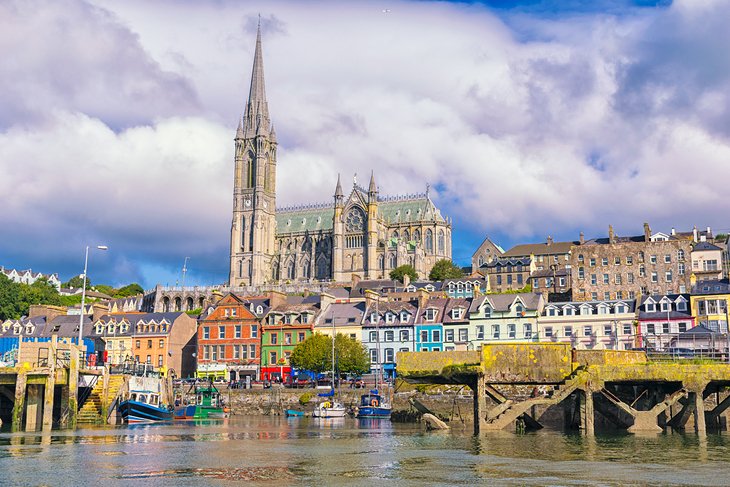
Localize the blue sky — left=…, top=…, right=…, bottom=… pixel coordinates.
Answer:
left=2, top=0, right=730, bottom=289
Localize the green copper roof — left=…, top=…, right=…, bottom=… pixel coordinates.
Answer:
left=276, top=206, right=334, bottom=235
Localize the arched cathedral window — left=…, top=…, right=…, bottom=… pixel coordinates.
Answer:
left=378, top=254, right=385, bottom=270
left=287, top=260, right=296, bottom=280
left=425, top=229, right=433, bottom=253
left=438, top=230, right=445, bottom=254
left=389, top=253, right=397, bottom=268
left=301, top=259, right=310, bottom=279
left=404, top=229, right=410, bottom=242
left=414, top=229, right=421, bottom=242
left=345, top=207, right=365, bottom=249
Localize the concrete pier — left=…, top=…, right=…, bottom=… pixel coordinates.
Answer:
left=397, top=345, right=730, bottom=435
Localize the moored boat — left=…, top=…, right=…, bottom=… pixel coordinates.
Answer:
left=119, top=391, right=173, bottom=423
left=356, top=389, right=392, bottom=419
left=174, top=381, right=229, bottom=419
left=285, top=409, right=305, bottom=417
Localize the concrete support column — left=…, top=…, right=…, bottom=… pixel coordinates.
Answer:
left=25, top=384, right=42, bottom=431
left=472, top=376, right=487, bottom=436
left=68, top=346, right=80, bottom=428
left=42, top=372, right=56, bottom=430
left=580, top=388, right=594, bottom=436
left=693, top=391, right=707, bottom=435
left=11, top=371, right=27, bottom=431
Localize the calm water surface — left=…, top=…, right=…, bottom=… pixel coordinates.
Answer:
left=1, top=417, right=729, bottom=486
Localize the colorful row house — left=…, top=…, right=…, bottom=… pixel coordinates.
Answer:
left=468, top=293, right=544, bottom=347
left=196, top=294, right=265, bottom=382
left=540, top=300, right=637, bottom=350
left=362, top=299, right=419, bottom=380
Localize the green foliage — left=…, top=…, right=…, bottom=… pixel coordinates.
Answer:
left=290, top=333, right=370, bottom=375
left=58, top=295, right=83, bottom=306
left=115, top=283, right=144, bottom=297
left=94, top=284, right=115, bottom=296
left=716, top=233, right=728, bottom=242
left=62, top=275, right=87, bottom=290
left=428, top=259, right=464, bottom=281
left=299, top=392, right=313, bottom=405
left=185, top=308, right=203, bottom=316
left=491, top=283, right=533, bottom=295
left=0, top=274, right=21, bottom=321
left=389, top=264, right=418, bottom=283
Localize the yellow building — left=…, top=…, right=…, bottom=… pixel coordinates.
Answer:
left=315, top=301, right=366, bottom=341
left=92, top=316, right=133, bottom=365
left=690, top=278, right=730, bottom=332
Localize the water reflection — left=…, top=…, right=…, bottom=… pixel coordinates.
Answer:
left=0, top=418, right=729, bottom=486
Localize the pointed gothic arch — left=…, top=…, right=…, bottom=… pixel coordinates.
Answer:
left=301, top=258, right=311, bottom=279
left=425, top=229, right=434, bottom=253
left=378, top=254, right=385, bottom=270
left=316, top=255, right=329, bottom=280
left=286, top=259, right=296, bottom=280
left=414, top=229, right=421, bottom=242
left=438, top=229, right=445, bottom=253
left=404, top=229, right=411, bottom=242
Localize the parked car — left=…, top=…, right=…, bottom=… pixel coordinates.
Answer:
left=285, top=377, right=310, bottom=388
left=349, top=378, right=365, bottom=389
left=668, top=347, right=695, bottom=359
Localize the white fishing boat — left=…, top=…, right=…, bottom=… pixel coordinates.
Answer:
left=312, top=311, right=347, bottom=418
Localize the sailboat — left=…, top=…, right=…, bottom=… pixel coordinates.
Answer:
left=357, top=297, right=392, bottom=419
left=312, top=312, right=347, bottom=418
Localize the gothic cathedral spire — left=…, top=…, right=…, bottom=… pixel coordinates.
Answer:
left=229, top=23, right=277, bottom=287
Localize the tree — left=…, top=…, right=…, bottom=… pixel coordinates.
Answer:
left=115, top=283, right=144, bottom=297
left=290, top=333, right=370, bottom=376
left=62, top=275, right=88, bottom=290
left=16, top=278, right=61, bottom=318
left=428, top=259, right=464, bottom=281
left=0, top=273, right=21, bottom=320
left=389, top=264, right=418, bottom=283
left=94, top=284, right=115, bottom=296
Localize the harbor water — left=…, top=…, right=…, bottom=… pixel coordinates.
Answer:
left=1, top=417, right=729, bottom=486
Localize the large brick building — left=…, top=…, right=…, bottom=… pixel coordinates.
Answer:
left=570, top=224, right=692, bottom=301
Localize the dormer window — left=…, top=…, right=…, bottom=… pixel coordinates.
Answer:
left=302, top=314, right=309, bottom=324
left=399, top=312, right=408, bottom=322
left=547, top=307, right=557, bottom=317
left=615, top=304, right=627, bottom=314
left=257, top=305, right=263, bottom=314
left=677, top=300, right=687, bottom=312
left=385, top=313, right=395, bottom=324
left=514, top=303, right=525, bottom=315
left=483, top=307, right=492, bottom=318
left=370, top=313, right=378, bottom=323
left=95, top=325, right=103, bottom=334
left=660, top=301, right=670, bottom=312
left=13, top=325, right=20, bottom=335
left=597, top=305, right=608, bottom=315
left=645, top=302, right=656, bottom=312
left=25, top=325, right=34, bottom=335
left=424, top=309, right=437, bottom=321
left=564, top=307, right=574, bottom=316
left=451, top=308, right=464, bottom=319
left=284, top=315, right=292, bottom=325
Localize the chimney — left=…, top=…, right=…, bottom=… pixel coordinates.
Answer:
left=403, top=274, right=411, bottom=288
left=608, top=225, right=615, bottom=244
left=92, top=303, right=109, bottom=322
left=547, top=236, right=553, bottom=246
left=320, top=292, right=335, bottom=312
left=265, top=290, right=287, bottom=308
left=211, top=290, right=224, bottom=305
left=417, top=288, right=430, bottom=309
left=693, top=225, right=698, bottom=243
left=643, top=222, right=651, bottom=242
left=29, top=304, right=66, bottom=321
left=707, top=226, right=712, bottom=237
left=364, top=289, right=380, bottom=310
left=579, top=232, right=585, bottom=245
left=671, top=227, right=676, bottom=236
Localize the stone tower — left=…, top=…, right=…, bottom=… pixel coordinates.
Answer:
left=229, top=23, right=277, bottom=286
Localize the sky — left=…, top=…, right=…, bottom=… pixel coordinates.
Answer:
left=2, top=0, right=730, bottom=289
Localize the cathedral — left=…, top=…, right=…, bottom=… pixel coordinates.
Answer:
left=229, top=26, right=452, bottom=287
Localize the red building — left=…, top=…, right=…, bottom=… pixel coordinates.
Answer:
left=197, top=293, right=267, bottom=382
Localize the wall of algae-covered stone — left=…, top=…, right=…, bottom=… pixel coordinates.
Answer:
left=397, top=351, right=481, bottom=378
left=575, top=350, right=646, bottom=367
left=481, top=343, right=574, bottom=383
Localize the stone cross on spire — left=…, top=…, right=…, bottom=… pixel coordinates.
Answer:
left=242, top=18, right=271, bottom=138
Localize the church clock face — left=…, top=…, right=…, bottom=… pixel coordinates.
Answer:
left=345, top=208, right=365, bottom=233
left=244, top=198, right=251, bottom=208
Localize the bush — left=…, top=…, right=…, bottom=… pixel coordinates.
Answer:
left=299, top=392, right=313, bottom=405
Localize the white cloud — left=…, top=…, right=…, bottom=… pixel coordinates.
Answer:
left=2, top=0, right=730, bottom=286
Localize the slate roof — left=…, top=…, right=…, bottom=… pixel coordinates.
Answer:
left=362, top=300, right=419, bottom=327
left=692, top=279, right=730, bottom=295
left=502, top=241, right=577, bottom=257
left=530, top=268, right=569, bottom=278
left=693, top=241, right=722, bottom=251
left=677, top=324, right=719, bottom=338
left=470, top=293, right=542, bottom=313
left=482, top=257, right=531, bottom=269
left=317, top=302, right=367, bottom=328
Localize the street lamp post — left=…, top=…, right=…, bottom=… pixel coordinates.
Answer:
left=78, top=245, right=108, bottom=360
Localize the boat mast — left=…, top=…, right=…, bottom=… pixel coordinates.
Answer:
left=331, top=308, right=336, bottom=398
left=375, top=295, right=380, bottom=391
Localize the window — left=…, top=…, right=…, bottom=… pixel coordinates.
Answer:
left=650, top=255, right=657, bottom=264
left=432, top=330, right=441, bottom=342
left=159, top=339, right=164, bottom=348
left=203, top=327, right=210, bottom=339
left=370, top=313, right=378, bottom=323
left=578, top=267, right=585, bottom=280
left=400, top=312, right=408, bottom=322
left=250, top=344, right=256, bottom=358
left=157, top=354, right=163, bottom=366
left=564, top=307, right=574, bottom=316
left=508, top=324, right=516, bottom=338
left=483, top=307, right=492, bottom=318
left=420, top=330, right=429, bottom=342
left=269, top=351, right=277, bottom=364
left=615, top=274, right=622, bottom=285
left=544, top=326, right=553, bottom=338
left=647, top=323, right=655, bottom=334
left=369, top=331, right=377, bottom=342
left=604, top=292, right=611, bottom=300
left=651, top=272, right=658, bottom=283
left=507, top=275, right=512, bottom=285
left=591, top=274, right=597, bottom=285
left=662, top=323, right=670, bottom=334
left=578, top=254, right=584, bottom=263
left=665, top=271, right=673, bottom=282
left=614, top=256, right=621, bottom=265
left=678, top=322, right=688, bottom=333
left=559, top=277, right=566, bottom=287
left=629, top=291, right=636, bottom=299
left=679, top=263, right=685, bottom=275
left=497, top=275, right=502, bottom=285
left=564, top=326, right=573, bottom=337
left=604, top=325, right=612, bottom=336
left=616, top=304, right=627, bottom=313
left=627, top=272, right=634, bottom=284
left=424, top=309, right=437, bottom=321
left=476, top=326, right=484, bottom=340
left=284, top=315, right=292, bottom=324
left=677, top=300, right=687, bottom=312
left=217, top=345, right=224, bottom=359
left=401, top=330, right=410, bottom=341
left=598, top=306, right=608, bottom=315
left=271, top=333, right=277, bottom=345
left=385, top=348, right=394, bottom=362
left=147, top=339, right=152, bottom=349
left=251, top=325, right=258, bottom=338
left=203, top=345, right=210, bottom=360
left=444, top=329, right=454, bottom=342
left=235, top=345, right=242, bottom=360
left=370, top=349, right=377, bottom=364
left=590, top=258, right=596, bottom=267
left=285, top=333, right=292, bottom=345
left=664, top=254, right=671, bottom=263
left=602, top=257, right=608, bottom=266
left=603, top=273, right=609, bottom=284
left=385, top=331, right=394, bottom=342
left=584, top=326, right=593, bottom=336
left=492, top=324, right=500, bottom=339
left=517, top=274, right=523, bottom=285
left=591, top=292, right=598, bottom=300
left=459, top=328, right=469, bottom=342
left=146, top=355, right=151, bottom=364
left=298, top=332, right=305, bottom=342
left=677, top=249, right=685, bottom=261
left=219, top=325, right=226, bottom=339
left=623, top=324, right=632, bottom=335
left=626, top=256, right=633, bottom=265
left=547, top=307, right=557, bottom=316
left=645, top=301, right=656, bottom=312
left=523, top=323, right=533, bottom=339
left=451, top=308, right=464, bottom=319
left=235, top=325, right=241, bottom=338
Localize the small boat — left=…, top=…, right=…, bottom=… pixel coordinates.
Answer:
left=285, top=409, right=305, bottom=417
left=311, top=389, right=347, bottom=418
left=356, top=389, right=392, bottom=419
left=174, top=381, right=229, bottom=419
left=119, top=391, right=173, bottom=423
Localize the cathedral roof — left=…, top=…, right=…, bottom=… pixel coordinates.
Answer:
left=276, top=205, right=334, bottom=235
